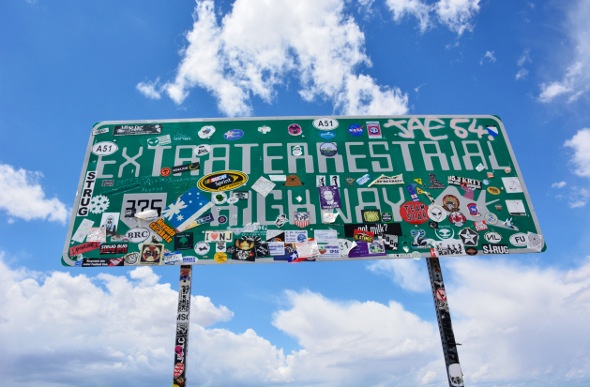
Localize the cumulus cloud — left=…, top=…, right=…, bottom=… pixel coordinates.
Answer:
left=140, top=0, right=408, bottom=116
left=480, top=50, right=496, bottom=65
left=539, top=1, right=590, bottom=103
left=367, top=258, right=430, bottom=292
left=0, top=163, right=68, bottom=224
left=3, top=253, right=590, bottom=386
left=385, top=0, right=481, bottom=35
left=564, top=128, right=590, bottom=177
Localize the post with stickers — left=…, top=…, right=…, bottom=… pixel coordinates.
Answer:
left=173, top=265, right=192, bottom=387
left=62, top=116, right=546, bottom=386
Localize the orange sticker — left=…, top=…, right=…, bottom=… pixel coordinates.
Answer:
left=160, top=167, right=171, bottom=177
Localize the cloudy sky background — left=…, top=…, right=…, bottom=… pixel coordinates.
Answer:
left=2, top=0, right=590, bottom=386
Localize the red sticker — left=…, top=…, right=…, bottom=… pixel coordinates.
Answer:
left=174, top=362, right=184, bottom=378
left=399, top=201, right=429, bottom=225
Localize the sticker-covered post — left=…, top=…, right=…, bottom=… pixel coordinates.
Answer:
left=427, top=258, right=464, bottom=387
left=173, top=265, right=192, bottom=387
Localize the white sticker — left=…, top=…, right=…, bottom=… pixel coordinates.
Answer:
left=91, top=141, right=118, bottom=156
left=314, top=229, right=338, bottom=243
left=71, top=219, right=95, bottom=242
left=251, top=176, right=276, bottom=198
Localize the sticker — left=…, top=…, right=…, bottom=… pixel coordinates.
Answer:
left=314, top=229, right=338, bottom=243
left=487, top=125, right=499, bottom=138
left=198, top=125, right=216, bottom=139
left=319, top=142, right=338, bottom=156
left=506, top=200, right=526, bottom=215
left=124, top=252, right=140, bottom=265
left=400, top=201, right=429, bottom=225
left=251, top=176, right=276, bottom=197
left=427, top=173, right=445, bottom=189
left=321, top=209, right=339, bottom=224
left=474, top=220, right=488, bottom=231
left=318, top=185, right=341, bottom=209
left=285, top=230, right=308, bottom=243
left=91, top=141, right=118, bottom=156
left=484, top=232, right=502, bottom=243
left=288, top=123, right=302, bottom=136
left=162, top=188, right=212, bottom=231
left=147, top=134, right=171, bottom=147
left=174, top=233, right=194, bottom=250
left=212, top=192, right=228, bottom=205
left=348, top=240, right=386, bottom=258
left=382, top=212, right=393, bottom=222
left=72, top=219, right=95, bottom=242
left=160, top=167, right=171, bottom=177
left=224, top=129, right=244, bottom=140
left=526, top=232, right=544, bottom=252
left=406, top=184, right=419, bottom=201
left=77, top=171, right=96, bottom=216
left=197, top=171, right=249, bottom=192
left=317, top=243, right=341, bottom=259
left=284, top=174, right=303, bottom=186
left=448, top=176, right=481, bottom=190
left=345, top=176, right=356, bottom=185
left=204, top=231, right=233, bottom=242
left=274, top=213, right=289, bottom=228
left=465, top=247, right=478, bottom=256
left=114, top=123, right=162, bottom=136
left=149, top=218, right=176, bottom=243
left=432, top=239, right=465, bottom=256
left=482, top=244, right=509, bottom=254
left=448, top=211, right=466, bottom=227
left=125, top=228, right=151, bottom=243
left=182, top=256, right=198, bottom=264
left=164, top=252, right=183, bottom=265
left=366, top=121, right=382, bottom=139
left=194, top=144, right=211, bottom=156
left=476, top=163, right=485, bottom=172
left=356, top=173, right=371, bottom=186
left=467, top=202, right=480, bottom=216
left=293, top=212, right=310, bottom=228
left=348, top=123, right=364, bottom=136
left=258, top=125, right=271, bottom=134
left=92, top=127, right=109, bottom=135
left=319, top=130, right=336, bottom=140
left=487, top=186, right=501, bottom=195
left=217, top=215, right=228, bottom=224
left=361, top=209, right=381, bottom=223
left=509, top=233, right=528, bottom=247
left=368, top=173, right=404, bottom=186
left=172, top=162, right=200, bottom=174
left=354, top=229, right=374, bottom=242
left=140, top=243, right=164, bottom=264
left=458, top=228, right=479, bottom=246
left=231, top=191, right=250, bottom=200
left=313, top=118, right=339, bottom=131
left=503, top=217, right=517, bottom=229
left=194, top=242, right=210, bottom=256
left=428, top=204, right=447, bottom=222
left=442, top=195, right=460, bottom=212
left=101, top=212, right=120, bottom=236
left=435, top=226, right=455, bottom=240
left=69, top=242, right=101, bottom=256
left=484, top=212, right=498, bottom=225
left=316, top=175, right=327, bottom=186
left=292, top=145, right=303, bottom=156
left=210, top=252, right=226, bottom=263
left=269, top=175, right=287, bottom=182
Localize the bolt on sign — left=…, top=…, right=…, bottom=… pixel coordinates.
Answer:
left=61, top=116, right=545, bottom=267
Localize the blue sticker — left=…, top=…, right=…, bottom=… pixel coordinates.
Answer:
left=348, top=124, right=364, bottom=136
left=319, top=130, right=336, bottom=140
left=224, top=129, right=244, bottom=140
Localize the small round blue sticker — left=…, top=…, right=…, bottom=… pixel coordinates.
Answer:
left=224, top=129, right=244, bottom=140
left=348, top=124, right=363, bottom=136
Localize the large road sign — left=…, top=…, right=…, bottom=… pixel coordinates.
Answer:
left=61, top=115, right=545, bottom=267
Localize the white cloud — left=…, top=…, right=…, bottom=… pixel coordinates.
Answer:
left=539, top=1, right=590, bottom=103
left=142, top=0, right=408, bottom=116
left=3, top=253, right=590, bottom=386
left=367, top=259, right=430, bottom=292
left=435, top=0, right=481, bottom=35
left=447, top=257, right=590, bottom=385
left=0, top=163, right=68, bottom=224
left=564, top=128, right=590, bottom=177
left=480, top=50, right=496, bottom=65
left=551, top=181, right=567, bottom=188
left=385, top=0, right=480, bottom=35
left=136, top=79, right=162, bottom=99
left=515, top=67, right=529, bottom=80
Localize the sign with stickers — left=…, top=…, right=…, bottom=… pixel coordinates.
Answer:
left=61, top=116, right=545, bottom=267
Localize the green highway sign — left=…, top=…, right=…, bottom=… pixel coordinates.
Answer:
left=61, top=115, right=545, bottom=267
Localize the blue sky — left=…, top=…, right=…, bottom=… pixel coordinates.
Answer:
left=1, top=0, right=590, bottom=386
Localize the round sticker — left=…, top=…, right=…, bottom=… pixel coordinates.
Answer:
left=292, top=145, right=303, bottom=156
left=288, top=123, right=302, bottom=136
left=214, top=252, right=228, bottom=263
left=348, top=124, right=364, bottom=136
left=487, top=186, right=501, bottom=195
left=224, top=129, right=244, bottom=140
left=400, top=201, right=429, bottom=225
left=217, top=215, right=228, bottom=224
left=428, top=204, right=447, bottom=222
left=194, top=144, right=211, bottom=156
left=160, top=167, right=171, bottom=177
left=319, top=142, right=338, bottom=156
left=484, top=212, right=498, bottom=224
left=198, top=125, right=216, bottom=139
left=91, top=141, right=118, bottom=156
left=194, top=242, right=210, bottom=256
left=313, top=118, right=339, bottom=131
left=449, top=211, right=466, bottom=227
left=442, top=195, right=460, bottom=212
left=212, top=192, right=227, bottom=205
left=382, top=212, right=392, bottom=222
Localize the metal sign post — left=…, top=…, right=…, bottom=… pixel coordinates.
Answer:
left=427, top=257, right=464, bottom=387
left=172, top=265, right=192, bottom=387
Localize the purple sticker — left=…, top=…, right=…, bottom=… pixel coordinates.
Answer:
left=318, top=185, right=341, bottom=209
left=288, top=123, right=302, bottom=136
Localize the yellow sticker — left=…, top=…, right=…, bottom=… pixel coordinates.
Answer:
left=487, top=186, right=501, bottom=195
left=197, top=170, right=248, bottom=192
left=214, top=252, right=228, bottom=263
